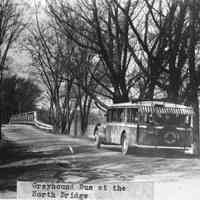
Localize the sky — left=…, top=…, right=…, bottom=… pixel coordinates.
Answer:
left=8, top=0, right=46, bottom=78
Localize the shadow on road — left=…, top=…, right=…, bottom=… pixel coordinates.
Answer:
left=0, top=133, right=197, bottom=193
left=0, top=138, right=103, bottom=191
left=0, top=139, right=97, bottom=166
left=0, top=140, right=61, bottom=164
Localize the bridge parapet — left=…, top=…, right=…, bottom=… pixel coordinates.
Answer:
left=9, top=111, right=53, bottom=131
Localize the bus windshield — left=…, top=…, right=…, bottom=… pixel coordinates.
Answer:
left=150, top=113, right=191, bottom=127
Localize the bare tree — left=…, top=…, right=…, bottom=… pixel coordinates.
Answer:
left=115, top=0, right=185, bottom=100
left=72, top=48, right=100, bottom=135
left=26, top=16, right=79, bottom=134
left=48, top=0, right=136, bottom=103
left=0, top=0, right=25, bottom=139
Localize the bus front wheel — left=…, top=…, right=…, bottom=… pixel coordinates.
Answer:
left=95, top=133, right=101, bottom=149
left=121, top=135, right=129, bottom=155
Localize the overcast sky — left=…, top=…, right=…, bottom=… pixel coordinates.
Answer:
left=11, top=0, right=75, bottom=79
left=8, top=0, right=45, bottom=77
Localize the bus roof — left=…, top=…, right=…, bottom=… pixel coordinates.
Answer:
left=108, top=101, right=193, bottom=115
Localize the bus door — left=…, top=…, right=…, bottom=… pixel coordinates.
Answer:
left=137, top=112, right=156, bottom=146
left=106, top=108, right=126, bottom=144
left=126, top=108, right=138, bottom=144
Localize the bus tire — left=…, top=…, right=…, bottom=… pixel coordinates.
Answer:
left=121, top=134, right=129, bottom=155
left=95, top=133, right=101, bottom=149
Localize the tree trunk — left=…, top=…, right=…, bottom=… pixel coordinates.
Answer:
left=0, top=106, right=2, bottom=140
left=188, top=0, right=199, bottom=154
left=0, top=71, right=3, bottom=140
left=191, top=96, right=199, bottom=154
left=73, top=111, right=78, bottom=137
left=167, top=71, right=180, bottom=103
left=113, top=86, right=129, bottom=103
left=81, top=117, right=87, bottom=136
left=143, top=80, right=155, bottom=100
left=49, top=99, right=54, bottom=125
left=143, top=59, right=159, bottom=100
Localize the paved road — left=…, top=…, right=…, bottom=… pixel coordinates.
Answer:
left=1, top=124, right=200, bottom=198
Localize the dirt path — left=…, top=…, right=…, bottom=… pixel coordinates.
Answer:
left=1, top=124, right=200, bottom=199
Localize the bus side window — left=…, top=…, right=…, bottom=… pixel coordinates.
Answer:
left=135, top=114, right=139, bottom=122
left=147, top=113, right=153, bottom=123
left=112, top=109, right=118, bottom=121
left=138, top=112, right=147, bottom=123
left=144, top=113, right=148, bottom=123
left=110, top=108, right=125, bottom=122
left=185, top=115, right=191, bottom=127
left=127, top=108, right=138, bottom=123
left=111, top=109, right=114, bottom=121
left=119, top=108, right=125, bottom=122
left=107, top=110, right=111, bottom=122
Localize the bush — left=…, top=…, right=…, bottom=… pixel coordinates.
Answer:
left=2, top=75, right=41, bottom=123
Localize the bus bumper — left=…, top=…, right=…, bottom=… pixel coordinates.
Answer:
left=133, top=144, right=193, bottom=154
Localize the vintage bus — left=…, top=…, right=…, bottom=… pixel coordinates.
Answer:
left=94, top=101, right=194, bottom=155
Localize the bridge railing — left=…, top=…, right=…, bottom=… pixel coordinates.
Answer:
left=9, top=111, right=53, bottom=131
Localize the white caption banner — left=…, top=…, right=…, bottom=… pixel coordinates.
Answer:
left=17, top=181, right=153, bottom=200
